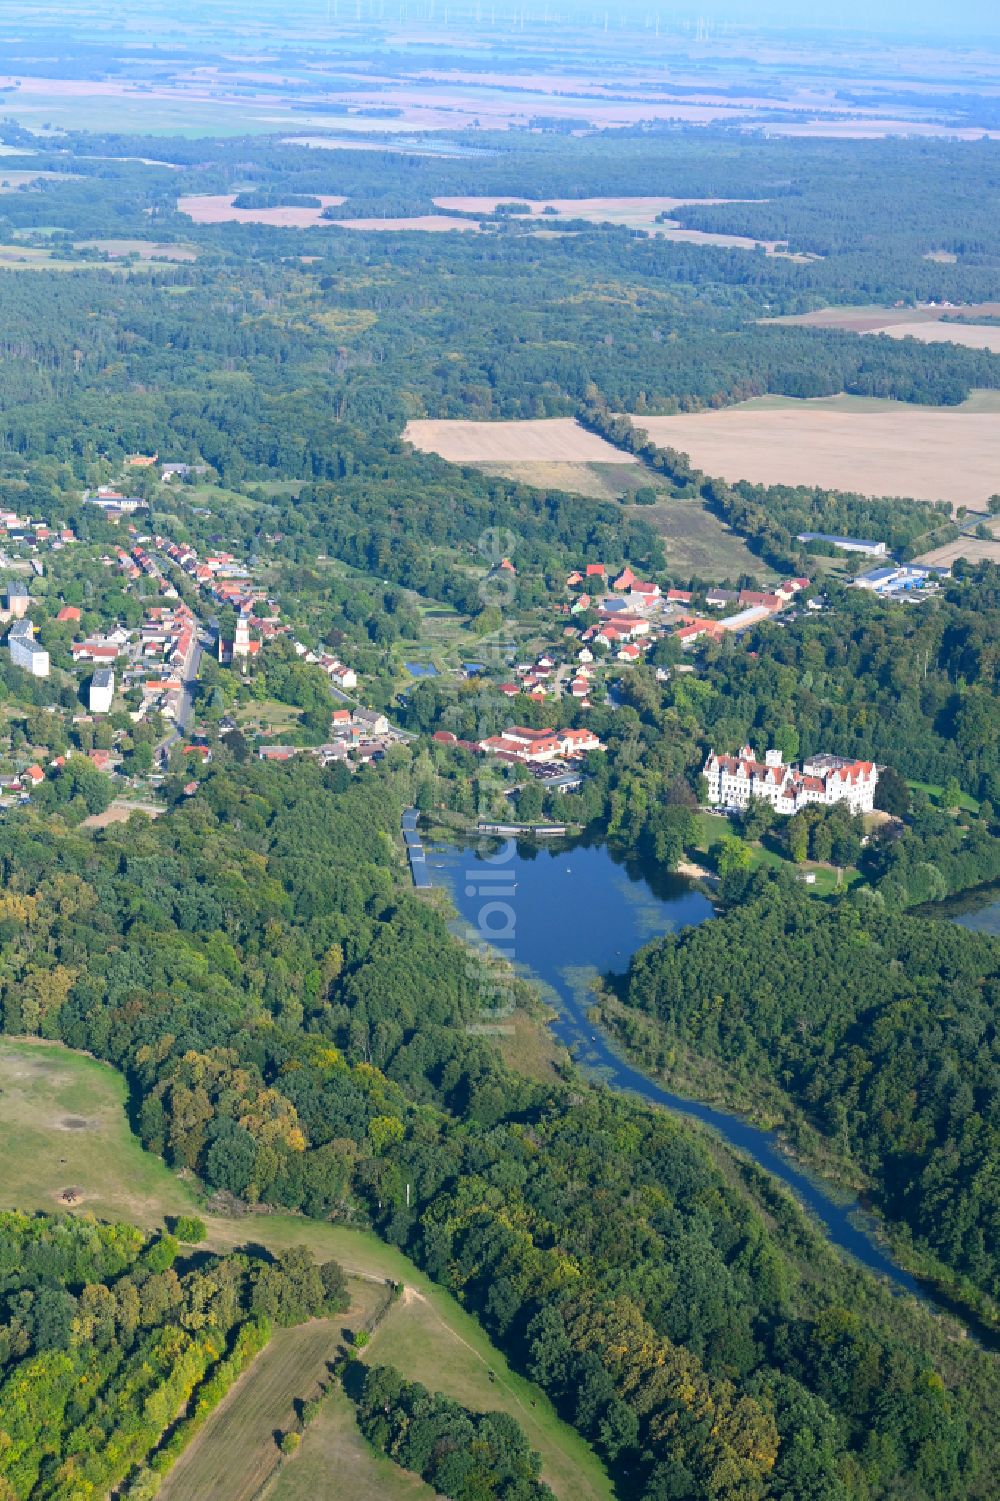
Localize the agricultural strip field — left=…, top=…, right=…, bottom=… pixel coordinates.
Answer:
left=403, top=417, right=637, bottom=464
left=75, top=238, right=199, bottom=260
left=158, top=1319, right=349, bottom=1501
left=764, top=303, right=1000, bottom=352
left=428, top=194, right=797, bottom=250
left=333, top=214, right=480, bottom=232
left=916, top=515, right=1000, bottom=567
left=177, top=193, right=345, bottom=226
left=0, top=244, right=117, bottom=271
left=627, top=402, right=1000, bottom=511
left=0, top=1036, right=614, bottom=1501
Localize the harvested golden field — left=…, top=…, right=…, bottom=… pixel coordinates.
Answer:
left=868, top=320, right=1000, bottom=353
left=765, top=303, right=1000, bottom=350
left=918, top=535, right=1000, bottom=567
left=333, top=213, right=480, bottom=232
left=432, top=194, right=742, bottom=220
left=429, top=194, right=796, bottom=251
left=177, top=193, right=344, bottom=226
left=0, top=169, right=78, bottom=188
left=628, top=404, right=1000, bottom=512
left=916, top=517, right=1000, bottom=567
left=404, top=417, right=637, bottom=464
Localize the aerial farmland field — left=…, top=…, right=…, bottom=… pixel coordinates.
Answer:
left=403, top=416, right=637, bottom=464
left=764, top=304, right=1000, bottom=353
left=628, top=400, right=1000, bottom=512
left=177, top=193, right=345, bottom=226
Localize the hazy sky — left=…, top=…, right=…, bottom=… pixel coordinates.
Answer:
left=577, top=0, right=1000, bottom=40
left=696, top=0, right=999, bottom=35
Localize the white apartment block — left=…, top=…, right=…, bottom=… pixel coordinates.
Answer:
left=89, top=668, right=115, bottom=715
left=704, top=746, right=877, bottom=816
left=7, top=619, right=49, bottom=678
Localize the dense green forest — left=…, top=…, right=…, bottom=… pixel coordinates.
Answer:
left=0, top=1209, right=347, bottom=1500
left=619, top=883, right=1000, bottom=1311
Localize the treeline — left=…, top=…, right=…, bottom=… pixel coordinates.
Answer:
left=0, top=757, right=996, bottom=1497
left=622, top=880, right=1000, bottom=1309
left=348, top=1363, right=553, bottom=1501
left=0, top=1210, right=347, bottom=1500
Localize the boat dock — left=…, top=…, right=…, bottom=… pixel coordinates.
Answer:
left=477, top=822, right=567, bottom=837
left=402, top=807, right=431, bottom=888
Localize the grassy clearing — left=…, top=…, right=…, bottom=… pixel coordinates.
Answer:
left=0, top=1036, right=613, bottom=1501
left=908, top=779, right=980, bottom=814
left=0, top=1037, right=199, bottom=1224
left=75, top=238, right=199, bottom=261
left=642, top=493, right=766, bottom=578
left=689, top=810, right=861, bottom=896
left=266, top=1390, right=435, bottom=1501
left=474, top=458, right=635, bottom=501
left=235, top=699, right=304, bottom=737
left=363, top=1291, right=611, bottom=1501
left=159, top=1319, right=347, bottom=1501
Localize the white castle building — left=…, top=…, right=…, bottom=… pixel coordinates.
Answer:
left=704, top=746, right=878, bottom=816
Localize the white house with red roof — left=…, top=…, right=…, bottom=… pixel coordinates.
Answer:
left=704, top=746, right=877, bottom=815
left=480, top=724, right=604, bottom=764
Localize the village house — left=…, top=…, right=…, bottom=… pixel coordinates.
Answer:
left=353, top=707, right=391, bottom=737
left=703, top=746, right=878, bottom=815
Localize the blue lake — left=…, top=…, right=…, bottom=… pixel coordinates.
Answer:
left=424, top=830, right=927, bottom=1301
left=405, top=662, right=438, bottom=678
left=954, top=894, right=1000, bottom=936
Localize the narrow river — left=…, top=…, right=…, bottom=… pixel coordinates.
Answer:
left=418, top=823, right=929, bottom=1302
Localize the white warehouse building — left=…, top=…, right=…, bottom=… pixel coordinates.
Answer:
left=704, top=746, right=878, bottom=816
left=7, top=618, right=49, bottom=678
left=89, top=667, right=115, bottom=715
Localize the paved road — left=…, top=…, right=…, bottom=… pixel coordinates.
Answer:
left=156, top=635, right=205, bottom=764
